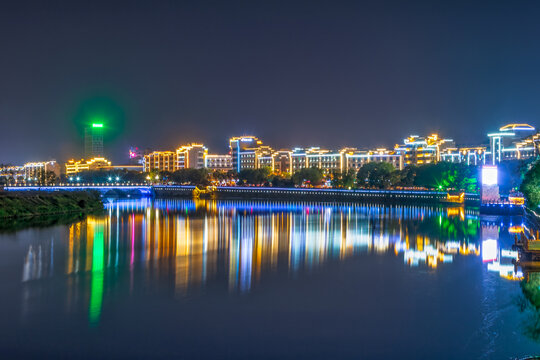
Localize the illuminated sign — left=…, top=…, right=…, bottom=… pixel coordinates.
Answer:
left=482, top=165, right=498, bottom=186
left=92, top=123, right=103, bottom=128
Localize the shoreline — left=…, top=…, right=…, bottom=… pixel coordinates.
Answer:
left=0, top=191, right=104, bottom=219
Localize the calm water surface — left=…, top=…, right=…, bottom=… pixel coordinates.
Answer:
left=1, top=199, right=539, bottom=359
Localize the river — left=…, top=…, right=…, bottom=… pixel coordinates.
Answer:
left=1, top=199, right=538, bottom=359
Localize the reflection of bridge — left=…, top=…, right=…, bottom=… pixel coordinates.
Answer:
left=4, top=185, right=153, bottom=196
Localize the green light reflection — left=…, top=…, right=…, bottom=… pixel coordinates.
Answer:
left=89, top=224, right=105, bottom=326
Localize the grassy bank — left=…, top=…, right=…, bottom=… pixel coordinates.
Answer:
left=0, top=191, right=104, bottom=218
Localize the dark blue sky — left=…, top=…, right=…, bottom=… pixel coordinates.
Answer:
left=2, top=0, right=540, bottom=164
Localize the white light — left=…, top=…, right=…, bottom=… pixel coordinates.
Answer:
left=482, top=166, right=498, bottom=186
left=482, top=239, right=498, bottom=262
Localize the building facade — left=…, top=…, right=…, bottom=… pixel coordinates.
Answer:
left=65, top=157, right=112, bottom=175
left=486, top=124, right=536, bottom=164
left=343, top=149, right=404, bottom=171
left=440, top=147, right=487, bottom=165
left=23, top=161, right=61, bottom=181
left=143, top=151, right=176, bottom=172
left=176, top=144, right=208, bottom=169
left=395, top=134, right=454, bottom=166
left=229, top=136, right=274, bottom=172
left=205, top=154, right=233, bottom=171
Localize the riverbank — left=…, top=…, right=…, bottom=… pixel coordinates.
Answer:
left=0, top=191, right=104, bottom=219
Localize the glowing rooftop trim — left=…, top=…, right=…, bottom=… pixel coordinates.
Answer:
left=487, top=132, right=515, bottom=137
left=499, top=123, right=535, bottom=131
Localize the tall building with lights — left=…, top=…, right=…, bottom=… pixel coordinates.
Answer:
left=176, top=144, right=208, bottom=169
left=85, top=123, right=104, bottom=158
left=486, top=124, right=536, bottom=164
left=229, top=136, right=274, bottom=172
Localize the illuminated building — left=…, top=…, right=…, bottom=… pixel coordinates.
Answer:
left=65, top=157, right=112, bottom=175
left=395, top=134, right=454, bottom=166
left=229, top=136, right=274, bottom=172
left=0, top=165, right=24, bottom=184
left=440, top=146, right=486, bottom=165
left=486, top=123, right=536, bottom=164
left=23, top=160, right=61, bottom=181
left=176, top=144, right=208, bottom=169
left=84, top=123, right=104, bottom=158
left=289, top=147, right=403, bottom=173
left=290, top=147, right=343, bottom=173
left=272, top=150, right=292, bottom=174
left=343, top=148, right=404, bottom=171
left=143, top=151, right=176, bottom=172
left=205, top=154, right=232, bottom=171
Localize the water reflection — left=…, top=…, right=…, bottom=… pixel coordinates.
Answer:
left=20, top=199, right=527, bottom=327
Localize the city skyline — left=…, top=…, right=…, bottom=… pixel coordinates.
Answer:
left=4, top=1, right=540, bottom=164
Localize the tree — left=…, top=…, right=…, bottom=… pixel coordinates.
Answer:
left=292, top=168, right=324, bottom=187
left=270, top=174, right=294, bottom=187
left=413, top=163, right=478, bottom=192
left=357, top=162, right=396, bottom=189
left=331, top=169, right=357, bottom=189
left=521, top=159, right=540, bottom=208
left=172, top=168, right=210, bottom=186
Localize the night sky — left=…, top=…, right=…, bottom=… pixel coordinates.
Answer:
left=2, top=0, right=540, bottom=164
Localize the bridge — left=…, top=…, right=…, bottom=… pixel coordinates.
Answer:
left=3, top=184, right=481, bottom=205
left=3, top=184, right=154, bottom=197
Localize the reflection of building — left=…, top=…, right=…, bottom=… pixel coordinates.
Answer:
left=20, top=199, right=486, bottom=326
left=65, top=157, right=112, bottom=175
left=84, top=123, right=104, bottom=158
